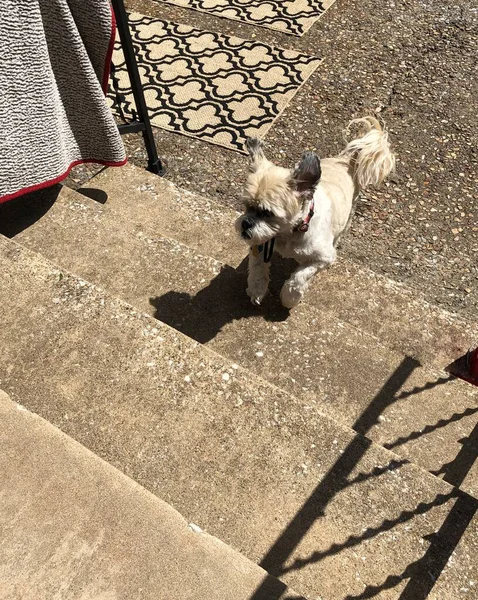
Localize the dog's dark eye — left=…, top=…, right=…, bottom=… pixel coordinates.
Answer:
left=257, top=209, right=273, bottom=218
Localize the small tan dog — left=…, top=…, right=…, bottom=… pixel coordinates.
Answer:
left=235, top=116, right=396, bottom=308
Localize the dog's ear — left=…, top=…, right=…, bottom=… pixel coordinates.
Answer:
left=291, top=152, right=321, bottom=194
left=246, top=137, right=267, bottom=171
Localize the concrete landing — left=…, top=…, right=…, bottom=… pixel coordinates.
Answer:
left=8, top=181, right=478, bottom=498
left=1, top=235, right=477, bottom=599
left=0, top=390, right=298, bottom=600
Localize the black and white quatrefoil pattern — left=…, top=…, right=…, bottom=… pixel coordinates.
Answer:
left=155, top=0, right=333, bottom=36
left=109, top=14, right=321, bottom=152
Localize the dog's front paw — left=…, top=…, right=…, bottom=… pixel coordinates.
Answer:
left=280, top=283, right=303, bottom=309
left=246, top=285, right=267, bottom=306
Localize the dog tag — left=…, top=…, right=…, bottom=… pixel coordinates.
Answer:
left=252, top=246, right=260, bottom=257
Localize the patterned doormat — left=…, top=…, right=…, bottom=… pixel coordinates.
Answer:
left=109, top=13, right=321, bottom=152
left=154, top=0, right=336, bottom=36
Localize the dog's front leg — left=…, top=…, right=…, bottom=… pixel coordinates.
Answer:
left=280, top=262, right=323, bottom=309
left=246, top=250, right=270, bottom=306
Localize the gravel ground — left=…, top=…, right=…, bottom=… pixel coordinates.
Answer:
left=67, top=0, right=478, bottom=319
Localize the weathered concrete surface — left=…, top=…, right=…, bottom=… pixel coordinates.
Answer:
left=286, top=258, right=478, bottom=372
left=1, top=235, right=477, bottom=599
left=9, top=184, right=478, bottom=497
left=78, top=163, right=245, bottom=267
left=82, top=164, right=478, bottom=370
left=0, top=390, right=298, bottom=600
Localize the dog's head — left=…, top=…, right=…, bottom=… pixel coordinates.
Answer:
left=235, top=137, right=321, bottom=245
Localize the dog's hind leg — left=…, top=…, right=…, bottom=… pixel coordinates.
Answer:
left=247, top=250, right=270, bottom=306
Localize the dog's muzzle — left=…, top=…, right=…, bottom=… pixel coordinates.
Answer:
left=241, top=216, right=254, bottom=240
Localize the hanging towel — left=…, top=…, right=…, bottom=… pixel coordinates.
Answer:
left=0, top=0, right=127, bottom=203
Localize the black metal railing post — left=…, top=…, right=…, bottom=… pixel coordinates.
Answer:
left=110, top=0, right=165, bottom=175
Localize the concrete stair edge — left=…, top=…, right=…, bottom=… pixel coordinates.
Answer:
left=0, top=389, right=301, bottom=600
left=14, top=182, right=462, bottom=378
left=13, top=183, right=398, bottom=355
left=85, top=162, right=244, bottom=266
left=0, top=231, right=448, bottom=493
left=2, top=233, right=477, bottom=599
left=9, top=185, right=478, bottom=497
left=83, top=163, right=478, bottom=367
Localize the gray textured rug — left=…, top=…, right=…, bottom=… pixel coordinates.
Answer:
left=0, top=0, right=125, bottom=203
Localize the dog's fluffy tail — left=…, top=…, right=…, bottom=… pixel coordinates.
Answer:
left=340, top=116, right=395, bottom=189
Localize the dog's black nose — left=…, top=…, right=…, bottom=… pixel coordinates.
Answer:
left=241, top=217, right=254, bottom=231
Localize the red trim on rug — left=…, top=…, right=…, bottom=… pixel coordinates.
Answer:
left=103, top=2, right=118, bottom=94
left=0, top=157, right=128, bottom=204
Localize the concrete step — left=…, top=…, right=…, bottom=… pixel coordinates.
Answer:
left=1, top=235, right=477, bottom=600
left=85, top=163, right=478, bottom=370
left=77, top=163, right=246, bottom=267
left=8, top=182, right=478, bottom=498
left=0, top=389, right=299, bottom=600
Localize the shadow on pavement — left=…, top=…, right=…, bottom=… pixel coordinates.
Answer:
left=0, top=185, right=61, bottom=237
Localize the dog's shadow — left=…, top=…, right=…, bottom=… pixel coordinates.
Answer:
left=150, top=256, right=297, bottom=344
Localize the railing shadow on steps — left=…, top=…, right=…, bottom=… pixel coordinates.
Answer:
left=384, top=405, right=478, bottom=452
left=244, top=356, right=478, bottom=600
left=150, top=260, right=478, bottom=598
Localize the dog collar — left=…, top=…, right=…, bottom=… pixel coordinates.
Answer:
left=252, top=238, right=275, bottom=263
left=294, top=199, right=315, bottom=233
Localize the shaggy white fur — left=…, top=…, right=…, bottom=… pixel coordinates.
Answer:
left=235, top=117, right=396, bottom=308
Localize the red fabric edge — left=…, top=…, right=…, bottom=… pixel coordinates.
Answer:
left=0, top=157, right=128, bottom=204
left=456, top=375, right=478, bottom=388
left=103, top=2, right=117, bottom=94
